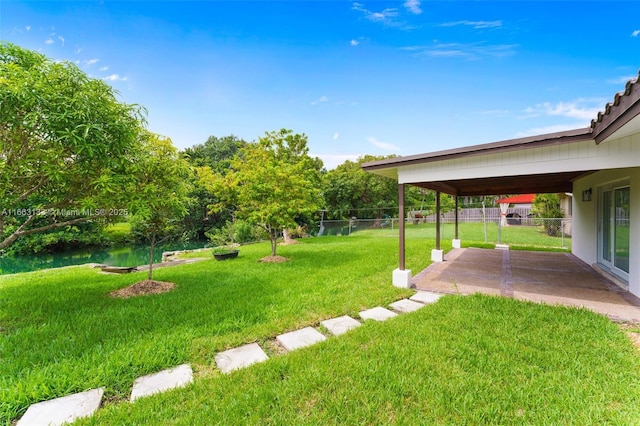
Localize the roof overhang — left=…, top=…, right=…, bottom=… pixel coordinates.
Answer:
left=591, top=71, right=640, bottom=144
left=361, top=129, right=594, bottom=195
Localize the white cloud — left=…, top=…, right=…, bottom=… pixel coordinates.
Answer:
left=58, top=36, right=64, bottom=46
left=607, top=75, right=637, bottom=85
left=367, top=136, right=399, bottom=151
left=313, top=153, right=361, bottom=170
left=352, top=2, right=399, bottom=25
left=523, top=98, right=604, bottom=121
left=103, top=74, right=127, bottom=82
left=441, top=20, right=503, bottom=29
left=85, top=58, right=100, bottom=66
left=99, top=66, right=109, bottom=72
left=406, top=42, right=517, bottom=60
left=350, top=39, right=360, bottom=47
left=45, top=38, right=54, bottom=45
left=632, top=29, right=640, bottom=37
left=404, top=0, right=422, bottom=14
left=516, top=123, right=587, bottom=138
left=25, top=26, right=31, bottom=31
left=311, top=95, right=328, bottom=106
left=333, top=132, right=340, bottom=140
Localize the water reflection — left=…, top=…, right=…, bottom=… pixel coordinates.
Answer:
left=0, top=241, right=207, bottom=275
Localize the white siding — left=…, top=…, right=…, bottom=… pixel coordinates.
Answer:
left=398, top=136, right=640, bottom=184
left=573, top=167, right=640, bottom=295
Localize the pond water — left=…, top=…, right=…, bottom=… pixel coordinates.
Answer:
left=0, top=240, right=208, bottom=276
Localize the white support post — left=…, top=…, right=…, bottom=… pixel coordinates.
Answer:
left=393, top=268, right=412, bottom=288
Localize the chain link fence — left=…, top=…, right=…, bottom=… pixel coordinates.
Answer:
left=316, top=215, right=572, bottom=249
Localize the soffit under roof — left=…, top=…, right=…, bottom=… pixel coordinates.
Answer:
left=412, top=170, right=593, bottom=197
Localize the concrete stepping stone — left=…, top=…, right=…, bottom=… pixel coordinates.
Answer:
left=17, top=388, right=104, bottom=426
left=321, top=315, right=362, bottom=336
left=215, top=343, right=269, bottom=374
left=359, top=306, right=397, bottom=321
left=410, top=291, right=443, bottom=305
left=390, top=299, right=425, bottom=313
left=276, top=327, right=326, bottom=351
left=130, top=364, right=193, bottom=402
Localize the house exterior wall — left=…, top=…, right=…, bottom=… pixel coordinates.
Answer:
left=397, top=136, right=640, bottom=184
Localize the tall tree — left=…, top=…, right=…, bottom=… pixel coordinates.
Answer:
left=183, top=135, right=246, bottom=172
left=130, top=132, right=191, bottom=281
left=323, top=155, right=426, bottom=220
left=0, top=43, right=145, bottom=251
left=200, top=129, right=322, bottom=258
left=181, top=135, right=248, bottom=240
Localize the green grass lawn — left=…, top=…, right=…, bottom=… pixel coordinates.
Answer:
left=355, top=221, right=571, bottom=251
left=103, top=221, right=134, bottom=245
left=0, top=236, right=422, bottom=423
left=2, top=234, right=639, bottom=424
left=79, top=295, right=640, bottom=425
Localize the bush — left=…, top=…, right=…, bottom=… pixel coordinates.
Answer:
left=532, top=194, right=563, bottom=236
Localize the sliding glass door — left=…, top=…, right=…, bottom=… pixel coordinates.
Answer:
left=599, top=184, right=630, bottom=281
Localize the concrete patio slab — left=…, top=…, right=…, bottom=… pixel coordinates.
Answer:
left=17, top=388, right=104, bottom=426
left=359, top=306, right=398, bottom=321
left=130, top=364, right=193, bottom=402
left=276, top=327, right=327, bottom=351
left=389, top=299, right=425, bottom=313
left=215, top=343, right=269, bottom=374
left=410, top=291, right=443, bottom=305
left=414, top=248, right=640, bottom=323
left=321, top=315, right=362, bottom=336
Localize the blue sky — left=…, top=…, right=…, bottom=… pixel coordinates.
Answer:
left=1, top=1, right=639, bottom=169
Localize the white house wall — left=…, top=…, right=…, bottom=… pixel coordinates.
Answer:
left=397, top=136, right=640, bottom=184
left=573, top=166, right=640, bottom=296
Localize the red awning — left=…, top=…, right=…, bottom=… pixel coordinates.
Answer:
left=497, top=194, right=535, bottom=204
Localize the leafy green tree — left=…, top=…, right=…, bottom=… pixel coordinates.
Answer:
left=322, top=155, right=428, bottom=220
left=532, top=193, right=563, bottom=236
left=200, top=129, right=322, bottom=258
left=182, top=135, right=248, bottom=240
left=130, top=132, right=191, bottom=281
left=0, top=43, right=145, bottom=251
left=183, top=135, right=247, bottom=172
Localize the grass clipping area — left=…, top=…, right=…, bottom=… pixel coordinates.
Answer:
left=83, top=294, right=640, bottom=425
left=109, top=280, right=175, bottom=298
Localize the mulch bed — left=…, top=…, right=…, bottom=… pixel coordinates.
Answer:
left=259, top=255, right=289, bottom=263
left=109, top=280, right=175, bottom=298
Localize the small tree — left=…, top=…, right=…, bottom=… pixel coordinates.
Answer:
left=200, top=129, right=322, bottom=259
left=130, top=132, right=191, bottom=281
left=532, top=193, right=563, bottom=236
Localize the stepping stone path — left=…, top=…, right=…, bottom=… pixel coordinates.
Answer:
left=130, top=364, right=193, bottom=401
left=277, top=326, right=327, bottom=351
left=17, top=291, right=446, bottom=424
left=215, top=343, right=269, bottom=374
left=359, top=306, right=398, bottom=321
left=389, top=299, right=425, bottom=313
left=410, top=290, right=443, bottom=304
left=17, top=388, right=104, bottom=426
left=321, top=315, right=362, bottom=336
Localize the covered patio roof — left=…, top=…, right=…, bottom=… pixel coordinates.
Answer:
left=361, top=127, right=594, bottom=195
